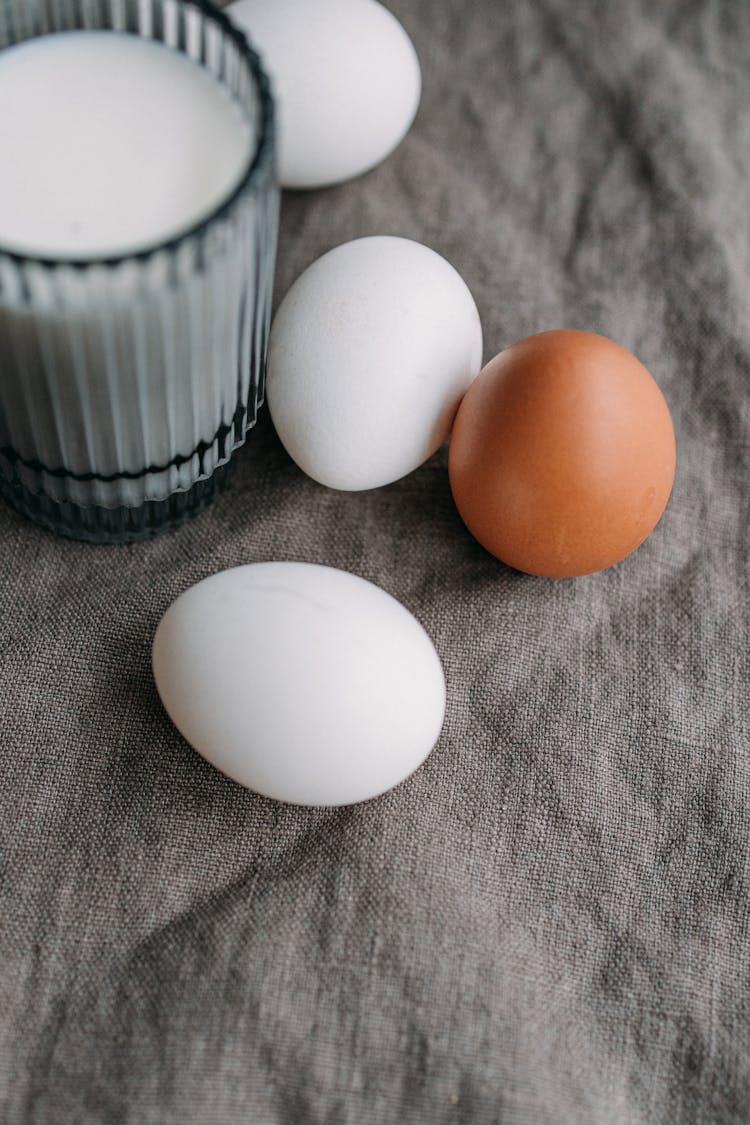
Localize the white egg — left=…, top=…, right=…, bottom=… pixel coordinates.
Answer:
left=226, top=0, right=421, bottom=189
left=153, top=562, right=446, bottom=806
left=266, top=236, right=483, bottom=491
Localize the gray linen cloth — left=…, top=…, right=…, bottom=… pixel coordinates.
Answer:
left=2, top=1, right=749, bottom=1122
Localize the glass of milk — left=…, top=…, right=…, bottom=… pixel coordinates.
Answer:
left=0, top=0, right=278, bottom=542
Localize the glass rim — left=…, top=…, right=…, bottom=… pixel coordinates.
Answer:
left=0, top=0, right=275, bottom=270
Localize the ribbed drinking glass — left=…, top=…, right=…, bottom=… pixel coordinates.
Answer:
left=0, top=0, right=278, bottom=542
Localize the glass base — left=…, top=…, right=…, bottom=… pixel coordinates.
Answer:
left=0, top=458, right=235, bottom=544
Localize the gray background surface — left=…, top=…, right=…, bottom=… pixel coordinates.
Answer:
left=2, top=0, right=749, bottom=1122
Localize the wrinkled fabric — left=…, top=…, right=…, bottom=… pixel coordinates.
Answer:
left=1, top=1, right=749, bottom=1122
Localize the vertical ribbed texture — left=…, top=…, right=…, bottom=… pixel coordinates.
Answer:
left=0, top=0, right=278, bottom=541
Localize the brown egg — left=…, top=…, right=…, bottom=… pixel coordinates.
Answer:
left=448, top=330, right=676, bottom=578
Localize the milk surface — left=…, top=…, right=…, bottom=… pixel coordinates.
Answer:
left=0, top=31, right=253, bottom=258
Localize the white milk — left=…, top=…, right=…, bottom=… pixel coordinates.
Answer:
left=0, top=27, right=276, bottom=533
left=0, top=31, right=253, bottom=258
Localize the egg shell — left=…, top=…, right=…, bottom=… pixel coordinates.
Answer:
left=448, top=330, right=676, bottom=578
left=226, top=0, right=420, bottom=189
left=152, top=562, right=446, bottom=807
left=267, top=236, right=483, bottom=491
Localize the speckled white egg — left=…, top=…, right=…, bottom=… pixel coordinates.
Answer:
left=226, top=0, right=421, bottom=189
left=266, top=236, right=483, bottom=491
left=152, top=562, right=446, bottom=806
